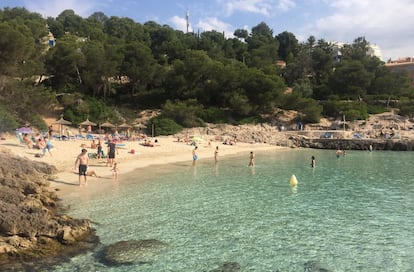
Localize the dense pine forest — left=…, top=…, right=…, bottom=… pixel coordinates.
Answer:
left=1, top=7, right=413, bottom=134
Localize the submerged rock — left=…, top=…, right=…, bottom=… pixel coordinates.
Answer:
left=99, top=239, right=168, bottom=266
left=304, top=260, right=332, bottom=272
left=210, top=262, right=241, bottom=272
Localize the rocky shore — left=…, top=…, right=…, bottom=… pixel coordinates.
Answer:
left=0, top=150, right=98, bottom=271
left=294, top=137, right=414, bottom=151
left=179, top=123, right=414, bottom=151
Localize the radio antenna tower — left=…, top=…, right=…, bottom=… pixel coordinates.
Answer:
left=186, top=10, right=190, bottom=33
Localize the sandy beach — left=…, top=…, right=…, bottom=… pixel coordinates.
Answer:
left=0, top=134, right=283, bottom=197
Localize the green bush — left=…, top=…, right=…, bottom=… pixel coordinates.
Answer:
left=366, top=104, right=387, bottom=114
left=396, top=98, right=414, bottom=117
left=236, top=115, right=265, bottom=125
left=29, top=114, right=48, bottom=131
left=162, top=99, right=205, bottom=128
left=323, top=100, right=368, bottom=120
left=0, top=105, right=18, bottom=132
left=149, top=117, right=183, bottom=136
left=199, top=107, right=227, bottom=123
left=298, top=98, right=323, bottom=123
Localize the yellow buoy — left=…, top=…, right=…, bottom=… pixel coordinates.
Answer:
left=289, top=174, right=298, bottom=187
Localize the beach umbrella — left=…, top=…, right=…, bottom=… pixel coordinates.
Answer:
left=80, top=118, right=97, bottom=134
left=192, top=136, right=203, bottom=142
left=134, top=123, right=147, bottom=129
left=16, top=127, right=34, bottom=134
left=100, top=122, right=115, bottom=128
left=118, top=123, right=132, bottom=128
left=99, top=121, right=115, bottom=134
left=79, top=118, right=97, bottom=126
left=54, top=117, right=72, bottom=138
left=54, top=117, right=72, bottom=125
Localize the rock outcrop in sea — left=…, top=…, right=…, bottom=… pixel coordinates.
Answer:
left=0, top=149, right=98, bottom=271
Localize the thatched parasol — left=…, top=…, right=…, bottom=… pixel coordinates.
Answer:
left=134, top=123, right=147, bottom=129
left=118, top=123, right=132, bottom=128
left=100, top=122, right=115, bottom=128
left=54, top=117, right=72, bottom=125
left=80, top=118, right=97, bottom=126
left=54, top=117, right=72, bottom=138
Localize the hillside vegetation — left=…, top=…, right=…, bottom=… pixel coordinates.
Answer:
left=1, top=7, right=413, bottom=134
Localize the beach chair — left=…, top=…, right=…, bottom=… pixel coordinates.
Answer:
left=16, top=133, right=25, bottom=145
left=88, top=152, right=97, bottom=159
left=74, top=134, right=85, bottom=140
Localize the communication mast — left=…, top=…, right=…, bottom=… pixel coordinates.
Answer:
left=186, top=10, right=190, bottom=33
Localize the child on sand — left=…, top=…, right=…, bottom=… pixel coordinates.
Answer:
left=112, top=162, right=120, bottom=178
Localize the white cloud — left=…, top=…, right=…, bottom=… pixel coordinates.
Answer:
left=223, top=0, right=295, bottom=17
left=23, top=0, right=97, bottom=17
left=170, top=15, right=192, bottom=33
left=196, top=17, right=234, bottom=37
left=300, top=0, right=414, bottom=60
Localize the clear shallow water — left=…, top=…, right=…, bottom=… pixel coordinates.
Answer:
left=54, top=149, right=413, bottom=271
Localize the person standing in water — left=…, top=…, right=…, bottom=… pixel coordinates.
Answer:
left=192, top=146, right=198, bottom=166
left=214, top=146, right=219, bottom=164
left=311, top=156, right=316, bottom=168
left=248, top=151, right=255, bottom=167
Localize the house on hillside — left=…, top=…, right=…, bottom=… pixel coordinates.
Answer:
left=385, top=57, right=414, bottom=87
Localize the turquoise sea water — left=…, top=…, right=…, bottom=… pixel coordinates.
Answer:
left=53, top=149, right=413, bottom=271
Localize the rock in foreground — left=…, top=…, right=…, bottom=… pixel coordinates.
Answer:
left=0, top=149, right=98, bottom=270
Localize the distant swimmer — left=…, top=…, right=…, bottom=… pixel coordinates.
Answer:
left=248, top=151, right=255, bottom=167
left=369, top=144, right=373, bottom=152
left=311, top=156, right=316, bottom=168
left=192, top=146, right=198, bottom=166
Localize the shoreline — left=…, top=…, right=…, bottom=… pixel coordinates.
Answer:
left=0, top=135, right=285, bottom=199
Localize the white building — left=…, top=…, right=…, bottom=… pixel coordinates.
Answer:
left=331, top=41, right=383, bottom=62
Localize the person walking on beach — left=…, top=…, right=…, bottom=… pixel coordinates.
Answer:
left=106, top=139, right=118, bottom=167
left=248, top=151, right=255, bottom=167
left=44, top=136, right=53, bottom=156
left=112, top=162, right=120, bottom=178
left=311, top=156, right=316, bottom=168
left=74, top=148, right=89, bottom=186
left=192, top=146, right=198, bottom=166
left=214, top=146, right=219, bottom=164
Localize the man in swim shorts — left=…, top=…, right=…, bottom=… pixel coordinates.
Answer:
left=74, top=148, right=89, bottom=186
left=106, top=139, right=118, bottom=167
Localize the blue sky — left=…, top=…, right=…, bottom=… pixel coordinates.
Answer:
left=2, top=0, right=413, bottom=61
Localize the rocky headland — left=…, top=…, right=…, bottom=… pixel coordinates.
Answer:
left=0, top=149, right=98, bottom=271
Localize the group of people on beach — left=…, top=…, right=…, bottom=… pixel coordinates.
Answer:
left=22, top=133, right=53, bottom=157
left=74, top=138, right=120, bottom=186
left=192, top=144, right=256, bottom=167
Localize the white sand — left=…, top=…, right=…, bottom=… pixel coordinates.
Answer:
left=0, top=135, right=284, bottom=197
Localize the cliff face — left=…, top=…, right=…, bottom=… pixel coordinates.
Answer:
left=0, top=149, right=98, bottom=271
